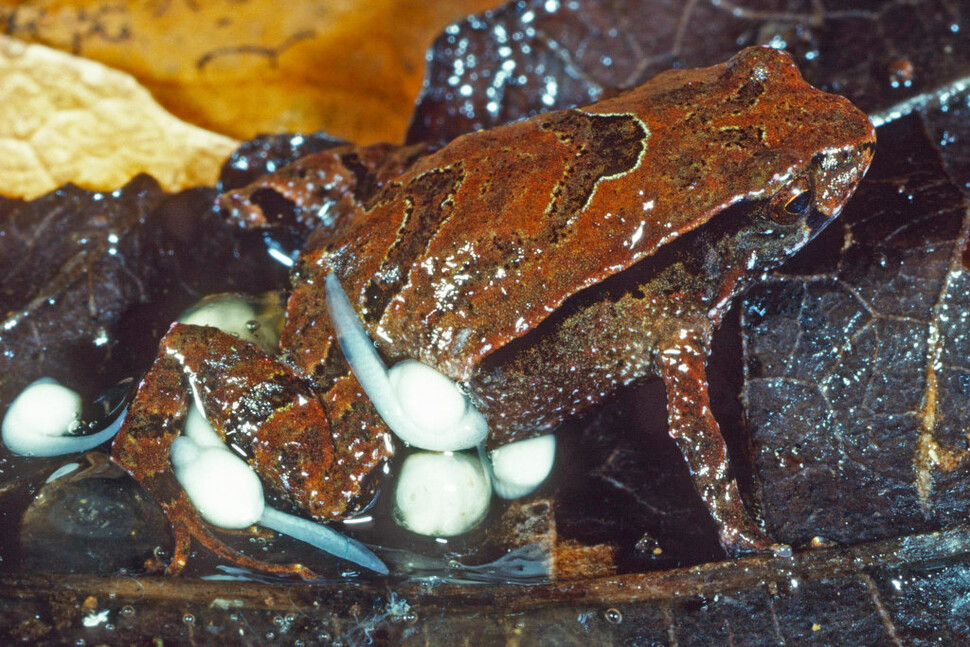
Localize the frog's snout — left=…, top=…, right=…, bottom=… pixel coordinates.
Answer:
left=810, top=143, right=874, bottom=219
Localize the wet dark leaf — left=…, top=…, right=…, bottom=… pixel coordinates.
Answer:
left=150, top=187, right=289, bottom=298
left=408, top=0, right=970, bottom=144
left=217, top=132, right=348, bottom=192
left=0, top=175, right=166, bottom=407
left=19, top=453, right=169, bottom=575
left=552, top=387, right=724, bottom=570
left=742, top=108, right=970, bottom=546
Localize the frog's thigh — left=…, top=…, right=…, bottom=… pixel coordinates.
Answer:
left=658, top=336, right=784, bottom=556
left=110, top=330, right=262, bottom=575
left=112, top=324, right=328, bottom=577
left=159, top=323, right=336, bottom=493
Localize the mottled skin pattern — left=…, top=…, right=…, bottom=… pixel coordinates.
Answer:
left=113, top=47, right=875, bottom=576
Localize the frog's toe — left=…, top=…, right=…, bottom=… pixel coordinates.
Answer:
left=167, top=488, right=327, bottom=579
left=162, top=519, right=193, bottom=575
left=719, top=524, right=790, bottom=559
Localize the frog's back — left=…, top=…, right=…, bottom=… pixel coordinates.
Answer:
left=323, top=46, right=872, bottom=379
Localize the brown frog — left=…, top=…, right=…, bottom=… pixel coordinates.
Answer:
left=112, top=46, right=875, bottom=577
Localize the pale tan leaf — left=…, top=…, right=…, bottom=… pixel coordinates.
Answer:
left=0, top=35, right=238, bottom=199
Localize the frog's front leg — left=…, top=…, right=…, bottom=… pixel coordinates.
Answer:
left=111, top=323, right=344, bottom=577
left=658, top=332, right=788, bottom=557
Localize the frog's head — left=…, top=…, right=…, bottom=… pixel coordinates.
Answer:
left=692, top=47, right=877, bottom=272
left=731, top=134, right=876, bottom=269
left=590, top=46, right=876, bottom=278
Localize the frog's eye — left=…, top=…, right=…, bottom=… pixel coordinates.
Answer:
left=784, top=187, right=813, bottom=216
left=770, top=175, right=814, bottom=225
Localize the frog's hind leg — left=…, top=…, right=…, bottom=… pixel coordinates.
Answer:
left=115, top=411, right=315, bottom=577
left=111, top=343, right=198, bottom=574
left=111, top=323, right=330, bottom=578
left=658, top=334, right=789, bottom=558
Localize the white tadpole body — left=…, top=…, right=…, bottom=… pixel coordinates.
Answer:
left=325, top=272, right=488, bottom=451
left=179, top=293, right=280, bottom=352
left=489, top=434, right=557, bottom=499
left=386, top=360, right=489, bottom=450
left=170, top=436, right=265, bottom=529
left=171, top=430, right=389, bottom=574
left=388, top=360, right=467, bottom=432
left=183, top=397, right=226, bottom=449
left=2, top=378, right=124, bottom=457
left=393, top=451, right=491, bottom=537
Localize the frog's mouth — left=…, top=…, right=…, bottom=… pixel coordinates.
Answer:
left=805, top=208, right=837, bottom=237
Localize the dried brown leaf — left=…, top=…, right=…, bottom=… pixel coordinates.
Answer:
left=0, top=0, right=505, bottom=145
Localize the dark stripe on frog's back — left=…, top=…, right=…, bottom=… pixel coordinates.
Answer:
left=653, top=73, right=770, bottom=197
left=359, top=111, right=646, bottom=325
left=362, top=163, right=466, bottom=324
left=537, top=111, right=647, bottom=244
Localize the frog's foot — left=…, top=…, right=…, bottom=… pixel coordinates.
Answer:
left=112, top=323, right=382, bottom=577
left=217, top=140, right=437, bottom=234
left=718, top=518, right=791, bottom=559
left=658, top=335, right=788, bottom=559
left=164, top=476, right=318, bottom=579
